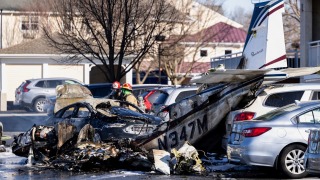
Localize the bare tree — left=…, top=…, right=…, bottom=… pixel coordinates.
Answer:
left=159, top=0, right=239, bottom=85
left=283, top=0, right=300, bottom=49
left=38, top=0, right=177, bottom=82
left=228, top=7, right=252, bottom=32
left=162, top=22, right=237, bottom=85
left=199, top=0, right=224, bottom=15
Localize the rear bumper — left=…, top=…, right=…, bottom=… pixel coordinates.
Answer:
left=227, top=142, right=280, bottom=167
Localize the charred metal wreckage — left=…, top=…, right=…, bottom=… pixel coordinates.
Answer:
left=11, top=84, right=207, bottom=174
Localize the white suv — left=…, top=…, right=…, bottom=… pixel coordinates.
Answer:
left=225, top=83, right=320, bottom=139
left=14, top=77, right=83, bottom=113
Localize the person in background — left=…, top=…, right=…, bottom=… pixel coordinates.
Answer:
left=120, top=83, right=138, bottom=111
left=108, top=81, right=122, bottom=100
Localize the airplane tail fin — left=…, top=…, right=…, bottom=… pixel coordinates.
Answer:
left=239, top=0, right=287, bottom=70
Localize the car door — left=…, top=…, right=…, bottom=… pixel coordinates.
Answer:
left=32, top=80, right=48, bottom=96
left=48, top=104, right=75, bottom=126
left=45, top=80, right=64, bottom=96
left=297, top=108, right=320, bottom=141
left=49, top=104, right=90, bottom=131
left=68, top=104, right=91, bottom=132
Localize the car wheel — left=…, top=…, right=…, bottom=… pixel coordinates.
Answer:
left=33, top=98, right=46, bottom=113
left=279, top=144, right=307, bottom=179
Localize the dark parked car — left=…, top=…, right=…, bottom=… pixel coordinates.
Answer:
left=83, top=83, right=170, bottom=98
left=44, top=83, right=173, bottom=115
left=84, top=83, right=113, bottom=98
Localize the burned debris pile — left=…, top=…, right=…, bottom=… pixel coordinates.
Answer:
left=12, top=123, right=206, bottom=175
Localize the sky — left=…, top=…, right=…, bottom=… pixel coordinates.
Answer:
left=222, top=0, right=254, bottom=15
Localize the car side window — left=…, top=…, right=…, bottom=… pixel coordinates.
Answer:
left=298, top=108, right=320, bottom=124
left=298, top=111, right=315, bottom=124
left=75, top=107, right=90, bottom=118
left=175, top=90, right=197, bottom=103
left=35, top=81, right=45, bottom=88
left=62, top=107, right=75, bottom=118
left=264, top=91, right=304, bottom=107
left=47, top=80, right=63, bottom=88
left=311, top=91, right=320, bottom=100
left=313, top=108, right=320, bottom=123
left=133, top=89, right=142, bottom=97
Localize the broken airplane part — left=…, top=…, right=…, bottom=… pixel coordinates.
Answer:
left=136, top=70, right=267, bottom=151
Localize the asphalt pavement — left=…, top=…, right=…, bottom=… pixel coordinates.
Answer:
left=0, top=109, right=49, bottom=145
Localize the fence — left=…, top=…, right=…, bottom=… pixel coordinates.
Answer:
left=309, top=40, right=320, bottom=67
left=210, top=50, right=300, bottom=69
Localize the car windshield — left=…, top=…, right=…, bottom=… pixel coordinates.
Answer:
left=255, top=103, right=300, bottom=121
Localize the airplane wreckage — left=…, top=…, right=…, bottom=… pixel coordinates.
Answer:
left=9, top=0, right=320, bottom=175
left=11, top=65, right=320, bottom=174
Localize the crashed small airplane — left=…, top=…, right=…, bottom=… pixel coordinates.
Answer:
left=135, top=0, right=320, bottom=151
left=10, top=0, right=320, bottom=173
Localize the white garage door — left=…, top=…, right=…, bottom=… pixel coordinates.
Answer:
left=6, top=65, right=42, bottom=101
left=47, top=65, right=84, bottom=83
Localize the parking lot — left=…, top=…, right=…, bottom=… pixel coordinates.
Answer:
left=0, top=109, right=318, bottom=179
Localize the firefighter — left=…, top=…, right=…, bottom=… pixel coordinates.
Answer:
left=120, top=83, right=138, bottom=111
left=108, top=81, right=122, bottom=100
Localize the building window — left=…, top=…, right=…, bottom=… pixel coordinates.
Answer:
left=225, top=50, right=232, bottom=54
left=21, top=16, right=39, bottom=39
left=200, top=50, right=207, bottom=57
left=21, top=16, right=39, bottom=31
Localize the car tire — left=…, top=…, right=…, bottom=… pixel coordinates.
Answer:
left=33, top=98, right=46, bottom=113
left=279, top=144, right=307, bottom=179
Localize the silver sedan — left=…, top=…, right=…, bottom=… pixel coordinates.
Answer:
left=227, top=100, right=320, bottom=179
